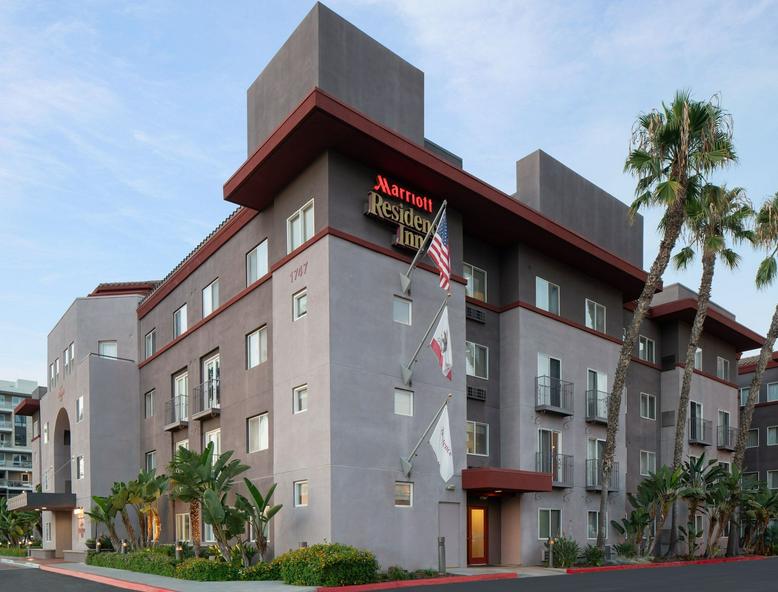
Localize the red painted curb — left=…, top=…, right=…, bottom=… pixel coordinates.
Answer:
left=318, top=572, right=518, bottom=592
left=40, top=564, right=176, bottom=592
left=566, top=555, right=767, bottom=574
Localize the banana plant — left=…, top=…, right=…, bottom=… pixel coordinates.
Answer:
left=235, top=480, right=282, bottom=563
left=85, top=495, right=121, bottom=550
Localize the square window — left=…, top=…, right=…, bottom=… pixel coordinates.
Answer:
left=394, top=388, right=413, bottom=416
left=743, top=472, right=759, bottom=486
left=640, top=393, right=656, bottom=420
left=640, top=450, right=656, bottom=476
left=248, top=414, right=269, bottom=453
left=768, top=426, right=778, bottom=446
left=393, top=296, right=412, bottom=325
left=587, top=511, right=607, bottom=540
left=638, top=336, right=655, bottom=363
left=716, top=357, right=730, bottom=381
left=768, top=383, right=778, bottom=402
left=585, top=299, right=606, bottom=333
left=463, top=263, right=487, bottom=302
left=394, top=481, right=413, bottom=507
left=535, top=277, right=560, bottom=315
left=294, top=480, right=309, bottom=507
left=76, top=396, right=84, bottom=423
left=466, top=421, right=489, bottom=456
left=293, top=385, right=308, bottom=414
left=538, top=509, right=561, bottom=540
left=145, top=450, right=156, bottom=472
left=246, top=326, right=268, bottom=369
left=98, top=341, right=117, bottom=358
left=246, top=239, right=269, bottom=286
left=145, top=330, right=156, bottom=359
left=144, top=390, right=155, bottom=419
left=293, top=289, right=308, bottom=320
left=287, top=200, right=315, bottom=253
left=466, top=341, right=488, bottom=379
left=747, top=429, right=759, bottom=448
left=202, top=279, right=220, bottom=317
left=173, top=305, right=188, bottom=338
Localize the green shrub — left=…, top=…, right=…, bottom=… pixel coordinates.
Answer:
left=386, top=566, right=411, bottom=580
left=175, top=558, right=239, bottom=581
left=86, top=550, right=177, bottom=577
left=545, top=536, right=579, bottom=568
left=0, top=547, right=28, bottom=557
left=412, top=569, right=440, bottom=578
left=581, top=544, right=605, bottom=566
left=275, top=543, right=379, bottom=586
left=240, top=561, right=281, bottom=581
left=614, top=542, right=638, bottom=558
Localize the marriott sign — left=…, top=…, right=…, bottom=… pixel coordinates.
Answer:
left=365, top=174, right=436, bottom=251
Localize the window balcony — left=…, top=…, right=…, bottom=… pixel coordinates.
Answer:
left=191, top=379, right=220, bottom=421
left=585, top=459, right=619, bottom=491
left=0, top=459, right=32, bottom=469
left=0, top=420, right=13, bottom=431
left=689, top=418, right=712, bottom=446
left=585, top=390, right=609, bottom=424
left=535, top=376, right=574, bottom=416
left=717, top=425, right=738, bottom=451
left=164, top=395, right=189, bottom=432
left=0, top=479, right=32, bottom=490
left=535, top=452, right=574, bottom=488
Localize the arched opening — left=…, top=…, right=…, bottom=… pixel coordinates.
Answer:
left=53, top=408, right=71, bottom=493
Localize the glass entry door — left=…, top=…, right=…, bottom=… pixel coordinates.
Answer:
left=467, top=505, right=488, bottom=565
left=538, top=429, right=561, bottom=480
left=203, top=354, right=220, bottom=409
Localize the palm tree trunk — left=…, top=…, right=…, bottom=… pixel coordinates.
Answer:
left=190, top=501, right=201, bottom=557
left=597, top=196, right=688, bottom=548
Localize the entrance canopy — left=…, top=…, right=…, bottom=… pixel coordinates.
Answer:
left=462, top=467, right=552, bottom=494
left=8, top=491, right=77, bottom=512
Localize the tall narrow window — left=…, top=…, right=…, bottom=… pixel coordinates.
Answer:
left=466, top=341, right=489, bottom=379
left=247, top=413, right=269, bottom=453
left=98, top=341, right=117, bottom=358
left=393, top=296, right=412, bottom=325
left=293, top=289, right=308, bottom=320
left=587, top=511, right=607, bottom=540
left=638, top=336, right=655, bottom=363
left=176, top=513, right=191, bottom=542
left=535, top=277, right=560, bottom=314
left=747, top=429, right=759, bottom=448
left=76, top=396, right=84, bottom=422
left=76, top=456, right=85, bottom=480
left=293, top=385, right=308, bottom=414
left=145, top=451, right=157, bottom=472
left=144, top=330, right=156, bottom=359
left=716, top=356, right=730, bottom=380
left=246, top=239, right=269, bottom=286
left=144, top=390, right=155, bottom=419
left=246, top=326, right=268, bottom=369
left=394, top=388, right=413, bottom=416
left=204, top=428, right=221, bottom=457
left=767, top=426, right=778, bottom=446
left=294, top=480, right=309, bottom=507
left=694, top=348, right=703, bottom=370
left=585, top=299, right=606, bottom=333
left=43, top=422, right=49, bottom=444
left=740, top=387, right=750, bottom=407
left=767, top=383, right=778, bottom=402
left=463, top=263, right=487, bottom=302
left=287, top=200, right=315, bottom=253
left=173, top=372, right=188, bottom=422
left=173, top=305, right=188, bottom=338
left=202, top=279, right=219, bottom=317
left=640, top=393, right=656, bottom=420
left=69, top=342, right=75, bottom=368
left=640, top=450, right=656, bottom=476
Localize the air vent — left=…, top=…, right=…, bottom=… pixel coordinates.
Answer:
left=466, top=306, right=486, bottom=323
left=467, top=386, right=487, bottom=401
left=661, top=410, right=676, bottom=427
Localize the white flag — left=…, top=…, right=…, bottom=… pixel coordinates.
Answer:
left=430, top=305, right=453, bottom=380
left=428, top=403, right=454, bottom=482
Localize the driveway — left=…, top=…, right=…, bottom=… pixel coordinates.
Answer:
left=0, top=561, right=127, bottom=591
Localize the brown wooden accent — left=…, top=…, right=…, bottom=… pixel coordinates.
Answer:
left=13, top=398, right=39, bottom=416
left=467, top=505, right=489, bottom=566
left=462, top=467, right=552, bottom=493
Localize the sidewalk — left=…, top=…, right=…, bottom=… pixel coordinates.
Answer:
left=448, top=565, right=567, bottom=578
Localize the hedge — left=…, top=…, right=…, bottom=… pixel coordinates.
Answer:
left=86, top=550, right=177, bottom=577
left=175, top=558, right=240, bottom=581
left=0, top=547, right=28, bottom=557
left=240, top=560, right=281, bottom=581
left=274, top=543, right=379, bottom=586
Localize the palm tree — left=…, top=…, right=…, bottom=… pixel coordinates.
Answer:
left=111, top=481, right=139, bottom=549
left=85, top=495, right=121, bottom=550
left=703, top=467, right=748, bottom=557
left=665, top=184, right=753, bottom=553
left=597, top=92, right=736, bottom=548
left=136, top=471, right=167, bottom=545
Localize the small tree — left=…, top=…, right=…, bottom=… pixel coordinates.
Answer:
left=236, top=480, right=282, bottom=563
left=679, top=455, right=725, bottom=558
left=85, top=495, right=121, bottom=550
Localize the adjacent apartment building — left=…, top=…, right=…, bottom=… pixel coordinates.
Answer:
left=0, top=379, right=40, bottom=500
left=738, top=353, right=778, bottom=489
left=16, top=2, right=764, bottom=567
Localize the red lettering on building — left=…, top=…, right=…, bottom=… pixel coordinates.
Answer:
left=373, top=174, right=434, bottom=213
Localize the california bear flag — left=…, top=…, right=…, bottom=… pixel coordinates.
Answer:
left=429, top=305, right=453, bottom=380
left=428, top=403, right=454, bottom=482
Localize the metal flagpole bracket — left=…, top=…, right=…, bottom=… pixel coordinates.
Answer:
left=400, top=200, right=447, bottom=295
left=400, top=393, right=452, bottom=477
left=400, top=293, right=450, bottom=385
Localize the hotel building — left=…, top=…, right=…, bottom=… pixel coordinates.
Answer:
left=738, top=353, right=778, bottom=489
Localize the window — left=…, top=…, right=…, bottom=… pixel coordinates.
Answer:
left=69, top=342, right=75, bottom=368
left=695, top=514, right=704, bottom=535
left=246, top=327, right=268, bottom=369
left=43, top=471, right=48, bottom=492
left=43, top=422, right=48, bottom=444
left=202, top=279, right=220, bottom=317
left=64, top=347, right=69, bottom=372
left=145, top=451, right=156, bottom=472
left=463, top=263, right=487, bottom=302
left=98, top=340, right=117, bottom=358
left=287, top=199, right=315, bottom=253
left=49, top=363, right=54, bottom=387
left=55, top=357, right=60, bottom=377
left=173, top=372, right=188, bottom=421
left=293, top=385, right=308, bottom=414
left=394, top=482, right=413, bottom=507
left=204, top=429, right=221, bottom=457
left=744, top=472, right=759, bottom=486
left=740, top=387, right=751, bottom=407
left=640, top=450, right=656, bottom=476
left=538, top=509, right=561, bottom=540
left=144, top=330, right=156, bottom=359
left=173, top=305, right=188, bottom=338
left=76, top=456, right=85, bottom=480
left=76, top=396, right=84, bottom=422
left=587, top=511, right=607, bottom=540
left=768, top=471, right=778, bottom=490
left=177, top=439, right=189, bottom=451
left=694, top=348, right=703, bottom=370
left=393, top=296, right=412, bottom=325
left=248, top=414, right=269, bottom=453
left=716, top=357, right=730, bottom=381
left=768, top=383, right=778, bottom=402
left=585, top=299, right=606, bottom=333
left=466, top=421, right=489, bottom=456
left=176, top=513, right=191, bottom=542
left=747, top=428, right=759, bottom=448
left=144, top=390, right=155, bottom=419
left=44, top=522, right=52, bottom=542
left=294, top=480, right=309, bottom=507
left=638, top=335, right=655, bottom=363
left=640, top=393, right=656, bottom=420
left=293, top=289, right=308, bottom=320
left=394, top=388, right=413, bottom=416
left=466, top=341, right=489, bottom=379
left=535, top=277, right=560, bottom=314
left=720, top=461, right=730, bottom=473
left=203, top=522, right=215, bottom=543
left=246, top=239, right=269, bottom=285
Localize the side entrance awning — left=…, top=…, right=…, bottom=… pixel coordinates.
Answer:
left=8, top=491, right=77, bottom=512
left=462, top=468, right=552, bottom=494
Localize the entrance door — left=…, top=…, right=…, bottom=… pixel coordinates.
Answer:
left=538, top=354, right=562, bottom=407
left=538, top=429, right=561, bottom=480
left=467, top=505, right=488, bottom=565
left=587, top=369, right=608, bottom=418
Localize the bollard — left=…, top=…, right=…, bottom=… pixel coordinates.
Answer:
left=548, top=537, right=554, bottom=568
left=175, top=541, right=182, bottom=561
left=437, top=537, right=446, bottom=574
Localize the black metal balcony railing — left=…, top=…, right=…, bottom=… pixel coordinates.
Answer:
left=164, top=395, right=188, bottom=430
left=585, top=390, right=609, bottom=423
left=536, top=452, right=574, bottom=488
left=586, top=459, right=619, bottom=491
left=717, top=425, right=738, bottom=450
left=689, top=418, right=713, bottom=446
left=192, top=379, right=220, bottom=419
left=535, top=376, right=574, bottom=415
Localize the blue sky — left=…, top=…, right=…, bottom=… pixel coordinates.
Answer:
left=2, top=0, right=777, bottom=384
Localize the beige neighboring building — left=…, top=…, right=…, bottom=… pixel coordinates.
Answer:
left=0, top=379, right=39, bottom=500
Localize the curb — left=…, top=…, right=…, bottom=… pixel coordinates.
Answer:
left=1, top=557, right=39, bottom=569
left=318, top=572, right=518, bottom=591
left=566, top=555, right=768, bottom=574
left=40, top=564, right=176, bottom=592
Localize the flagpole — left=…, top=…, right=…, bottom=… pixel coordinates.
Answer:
left=401, top=393, right=453, bottom=477
left=401, top=292, right=450, bottom=385
left=400, top=200, right=447, bottom=294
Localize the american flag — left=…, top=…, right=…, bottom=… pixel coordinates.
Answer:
left=428, top=210, right=450, bottom=291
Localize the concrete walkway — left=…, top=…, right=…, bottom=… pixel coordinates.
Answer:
left=448, top=565, right=567, bottom=578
